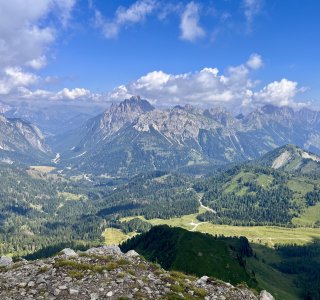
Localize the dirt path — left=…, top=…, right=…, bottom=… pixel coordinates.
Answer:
left=197, top=193, right=216, bottom=213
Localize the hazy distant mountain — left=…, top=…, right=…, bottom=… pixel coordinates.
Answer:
left=49, top=96, right=320, bottom=176
left=0, top=102, right=12, bottom=114
left=3, top=102, right=105, bottom=135
left=256, top=144, right=320, bottom=175
left=0, top=114, right=51, bottom=164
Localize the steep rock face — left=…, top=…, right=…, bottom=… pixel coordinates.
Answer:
left=0, top=114, right=51, bottom=163
left=0, top=246, right=272, bottom=300
left=51, top=97, right=320, bottom=176
left=97, top=95, right=154, bottom=137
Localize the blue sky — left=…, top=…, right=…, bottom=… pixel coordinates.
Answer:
left=0, top=0, right=320, bottom=110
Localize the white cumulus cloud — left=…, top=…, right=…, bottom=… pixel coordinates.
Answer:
left=180, top=2, right=205, bottom=42
left=11, top=87, right=103, bottom=102
left=0, top=0, right=77, bottom=102
left=253, top=78, right=304, bottom=107
left=109, top=54, right=307, bottom=109
left=109, top=62, right=252, bottom=106
left=94, top=0, right=157, bottom=39
left=246, top=53, right=263, bottom=70
left=54, top=88, right=92, bottom=100
left=0, top=68, right=38, bottom=95
left=0, top=0, right=76, bottom=69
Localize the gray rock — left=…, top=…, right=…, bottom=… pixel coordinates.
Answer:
left=86, top=245, right=122, bottom=256
left=90, top=293, right=99, bottom=300
left=106, top=291, right=113, bottom=297
left=197, top=275, right=209, bottom=285
left=260, top=290, right=275, bottom=300
left=58, top=285, right=67, bottom=290
left=125, top=250, right=139, bottom=257
left=53, top=289, right=60, bottom=296
left=69, top=289, right=79, bottom=295
left=0, top=256, right=13, bottom=267
left=36, top=276, right=46, bottom=284
left=103, top=245, right=123, bottom=255
left=28, top=281, right=35, bottom=287
left=61, top=248, right=78, bottom=257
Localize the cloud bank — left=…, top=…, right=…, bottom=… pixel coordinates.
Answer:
left=109, top=54, right=306, bottom=109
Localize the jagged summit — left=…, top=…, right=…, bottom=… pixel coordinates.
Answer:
left=0, top=245, right=273, bottom=300
left=50, top=101, right=320, bottom=176
left=111, top=96, right=155, bottom=114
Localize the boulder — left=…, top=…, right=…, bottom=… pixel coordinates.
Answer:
left=0, top=256, right=13, bottom=267
left=86, top=245, right=123, bottom=256
left=125, top=250, right=140, bottom=257
left=260, top=290, right=275, bottom=300
left=61, top=248, right=78, bottom=257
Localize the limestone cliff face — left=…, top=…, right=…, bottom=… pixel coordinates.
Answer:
left=0, top=114, right=51, bottom=163
left=0, top=246, right=274, bottom=300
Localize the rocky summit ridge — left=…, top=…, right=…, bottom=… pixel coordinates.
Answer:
left=51, top=96, right=320, bottom=176
left=0, top=246, right=273, bottom=300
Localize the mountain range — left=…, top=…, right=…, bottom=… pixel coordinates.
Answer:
left=3, top=96, right=320, bottom=176
left=48, top=96, right=320, bottom=176
left=0, top=100, right=104, bottom=136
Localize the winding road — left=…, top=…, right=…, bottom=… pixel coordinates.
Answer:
left=189, top=192, right=216, bottom=231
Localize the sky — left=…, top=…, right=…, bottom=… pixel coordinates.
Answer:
left=0, top=0, right=320, bottom=110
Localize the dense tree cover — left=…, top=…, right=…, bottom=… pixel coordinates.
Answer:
left=121, top=225, right=257, bottom=287
left=0, top=167, right=196, bottom=256
left=1, top=162, right=320, bottom=258
left=0, top=165, right=110, bottom=256
left=275, top=241, right=320, bottom=300
left=97, top=171, right=199, bottom=220
left=194, top=165, right=316, bottom=226
left=305, top=189, right=320, bottom=206
left=109, top=218, right=152, bottom=234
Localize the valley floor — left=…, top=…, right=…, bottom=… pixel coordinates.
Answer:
left=115, top=209, right=320, bottom=247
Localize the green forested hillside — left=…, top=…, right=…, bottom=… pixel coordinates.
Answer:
left=121, top=225, right=320, bottom=300
left=256, top=144, right=320, bottom=175
left=120, top=225, right=257, bottom=287
left=0, top=165, right=106, bottom=255
left=194, top=165, right=320, bottom=226
left=0, top=168, right=197, bottom=256
left=2, top=160, right=320, bottom=256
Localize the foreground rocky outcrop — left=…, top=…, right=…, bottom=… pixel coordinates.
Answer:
left=0, top=246, right=274, bottom=300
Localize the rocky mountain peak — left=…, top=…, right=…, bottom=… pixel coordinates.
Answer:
left=0, top=246, right=273, bottom=300
left=95, top=96, right=155, bottom=137
left=172, top=104, right=196, bottom=112
left=258, top=105, right=295, bottom=120
left=296, top=107, right=320, bottom=126
left=203, top=107, right=238, bottom=127
left=112, top=96, right=154, bottom=114
left=244, top=105, right=295, bottom=129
